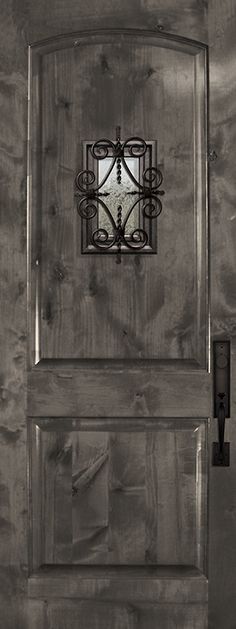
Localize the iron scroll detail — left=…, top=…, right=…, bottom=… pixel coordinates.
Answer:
left=75, top=127, right=165, bottom=261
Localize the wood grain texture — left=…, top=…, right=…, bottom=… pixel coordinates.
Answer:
left=28, top=601, right=48, bottom=629
left=28, top=565, right=207, bottom=602
left=146, top=428, right=206, bottom=568
left=208, top=2, right=236, bottom=628
left=108, top=432, right=146, bottom=564
left=42, top=431, right=72, bottom=563
left=5, top=0, right=236, bottom=628
left=27, top=0, right=208, bottom=43
left=29, top=33, right=208, bottom=364
left=40, top=49, right=76, bottom=358
left=72, top=431, right=109, bottom=563
left=29, top=418, right=207, bottom=571
left=0, top=1, right=28, bottom=628
left=28, top=367, right=211, bottom=417
left=33, top=599, right=207, bottom=629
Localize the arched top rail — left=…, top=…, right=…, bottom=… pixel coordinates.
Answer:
left=29, top=28, right=208, bottom=58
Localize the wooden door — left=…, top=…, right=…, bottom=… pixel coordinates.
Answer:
left=1, top=3, right=236, bottom=629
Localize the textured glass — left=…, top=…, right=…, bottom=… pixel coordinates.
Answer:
left=98, top=157, right=139, bottom=234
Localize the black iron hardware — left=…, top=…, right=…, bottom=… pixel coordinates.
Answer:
left=212, top=341, right=230, bottom=466
left=213, top=394, right=229, bottom=465
left=75, top=126, right=164, bottom=261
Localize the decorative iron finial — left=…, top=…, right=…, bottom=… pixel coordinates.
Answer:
left=116, top=125, right=121, bottom=142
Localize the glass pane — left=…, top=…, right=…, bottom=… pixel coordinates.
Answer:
left=98, top=157, right=139, bottom=234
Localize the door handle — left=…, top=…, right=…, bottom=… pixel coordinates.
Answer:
left=212, top=341, right=230, bottom=466
left=217, top=395, right=226, bottom=462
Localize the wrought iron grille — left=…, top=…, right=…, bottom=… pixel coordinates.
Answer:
left=75, top=127, right=164, bottom=262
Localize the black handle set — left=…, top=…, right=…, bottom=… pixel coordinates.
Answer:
left=212, top=341, right=230, bottom=466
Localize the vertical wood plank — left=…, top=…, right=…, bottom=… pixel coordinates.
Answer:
left=146, top=432, right=158, bottom=563
left=72, top=431, right=109, bottom=563
left=108, top=432, right=146, bottom=563
left=30, top=422, right=44, bottom=568
left=0, top=3, right=28, bottom=627
left=195, top=424, right=208, bottom=574
left=40, top=49, right=76, bottom=358
left=28, top=601, right=48, bottom=629
left=208, top=1, right=236, bottom=627
left=42, top=430, right=72, bottom=563
left=146, top=427, right=205, bottom=566
left=156, top=429, right=197, bottom=565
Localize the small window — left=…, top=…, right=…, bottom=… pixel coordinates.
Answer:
left=75, top=133, right=164, bottom=258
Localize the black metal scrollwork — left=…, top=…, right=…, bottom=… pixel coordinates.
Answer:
left=75, top=127, right=165, bottom=260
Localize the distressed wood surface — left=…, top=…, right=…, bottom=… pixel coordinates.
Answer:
left=72, top=431, right=109, bottom=564
left=45, top=600, right=207, bottom=629
left=0, top=2, right=28, bottom=628
left=27, top=0, right=208, bottom=43
left=40, top=49, right=76, bottom=357
left=28, top=367, right=211, bottom=416
left=208, top=2, right=236, bottom=628
left=30, top=418, right=207, bottom=572
left=1, top=0, right=235, bottom=628
left=30, top=34, right=208, bottom=364
left=28, top=565, right=207, bottom=602
left=43, top=432, right=72, bottom=563
left=29, top=600, right=207, bottom=629
left=29, top=601, right=48, bottom=629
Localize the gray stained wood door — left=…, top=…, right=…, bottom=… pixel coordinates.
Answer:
left=27, top=28, right=208, bottom=629
left=1, top=2, right=236, bottom=629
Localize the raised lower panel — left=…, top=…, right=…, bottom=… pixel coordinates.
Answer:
left=29, top=418, right=207, bottom=573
